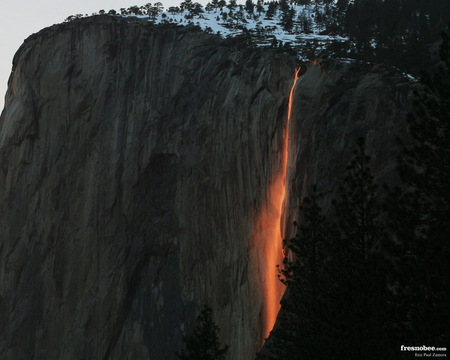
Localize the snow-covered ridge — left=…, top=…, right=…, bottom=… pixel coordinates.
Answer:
left=67, top=4, right=349, bottom=60
left=160, top=5, right=348, bottom=60
left=160, top=5, right=345, bottom=40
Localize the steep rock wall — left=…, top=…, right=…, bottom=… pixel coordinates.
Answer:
left=259, top=60, right=412, bottom=358
left=0, top=15, right=414, bottom=360
left=286, top=60, right=411, bottom=225
left=0, top=16, right=295, bottom=360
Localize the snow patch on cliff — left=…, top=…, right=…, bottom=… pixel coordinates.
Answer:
left=131, top=4, right=348, bottom=59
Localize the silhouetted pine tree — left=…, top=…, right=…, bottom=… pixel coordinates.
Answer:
left=176, top=305, right=229, bottom=360
left=331, top=138, right=396, bottom=359
left=387, top=25, right=450, bottom=348
left=265, top=1, right=277, bottom=20
left=267, top=187, right=337, bottom=360
left=280, top=6, right=295, bottom=32
left=256, top=0, right=264, bottom=16
left=264, top=140, right=398, bottom=359
left=336, top=0, right=450, bottom=74
left=245, top=0, right=254, bottom=14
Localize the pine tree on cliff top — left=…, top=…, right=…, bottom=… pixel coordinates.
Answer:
left=176, top=305, right=229, bottom=360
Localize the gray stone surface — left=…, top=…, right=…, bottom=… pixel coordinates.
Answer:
left=259, top=59, right=412, bottom=358
left=0, top=16, right=412, bottom=360
left=284, top=60, right=411, bottom=236
left=0, top=16, right=295, bottom=360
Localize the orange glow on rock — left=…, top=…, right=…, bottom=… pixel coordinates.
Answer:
left=254, top=68, right=300, bottom=341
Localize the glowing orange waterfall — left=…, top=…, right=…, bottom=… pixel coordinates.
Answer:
left=254, top=68, right=300, bottom=341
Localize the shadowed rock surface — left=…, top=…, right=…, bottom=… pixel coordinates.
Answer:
left=0, top=16, right=295, bottom=360
left=0, top=16, right=412, bottom=360
left=259, top=59, right=412, bottom=358
left=285, top=60, right=411, bottom=231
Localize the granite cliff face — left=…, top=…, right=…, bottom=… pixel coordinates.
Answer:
left=284, top=60, right=411, bottom=234
left=258, top=59, right=411, bottom=358
left=0, top=16, right=295, bottom=360
left=0, top=16, right=411, bottom=360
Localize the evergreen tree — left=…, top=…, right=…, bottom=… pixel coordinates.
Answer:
left=176, top=305, right=229, bottom=360
left=245, top=0, right=254, bottom=14
left=268, top=187, right=337, bottom=360
left=280, top=6, right=295, bottom=32
left=168, top=6, right=181, bottom=14
left=265, top=140, right=397, bottom=359
left=279, top=0, right=289, bottom=12
left=398, top=26, right=450, bottom=223
left=265, top=1, right=277, bottom=20
left=189, top=2, right=204, bottom=16
left=332, top=138, right=384, bottom=266
left=388, top=25, right=450, bottom=347
left=146, top=2, right=164, bottom=19
left=180, top=0, right=194, bottom=11
left=298, top=10, right=312, bottom=33
left=227, top=0, right=237, bottom=11
left=331, top=138, right=395, bottom=359
left=205, top=2, right=214, bottom=12
left=256, top=0, right=264, bottom=16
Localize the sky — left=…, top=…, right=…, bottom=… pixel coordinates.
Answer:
left=0, top=0, right=199, bottom=110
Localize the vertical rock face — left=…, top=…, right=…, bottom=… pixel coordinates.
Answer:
left=0, top=16, right=413, bottom=360
left=285, top=60, right=411, bottom=233
left=0, top=17, right=295, bottom=360
left=258, top=60, right=412, bottom=358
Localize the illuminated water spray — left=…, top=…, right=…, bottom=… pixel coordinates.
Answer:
left=254, top=68, right=301, bottom=341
